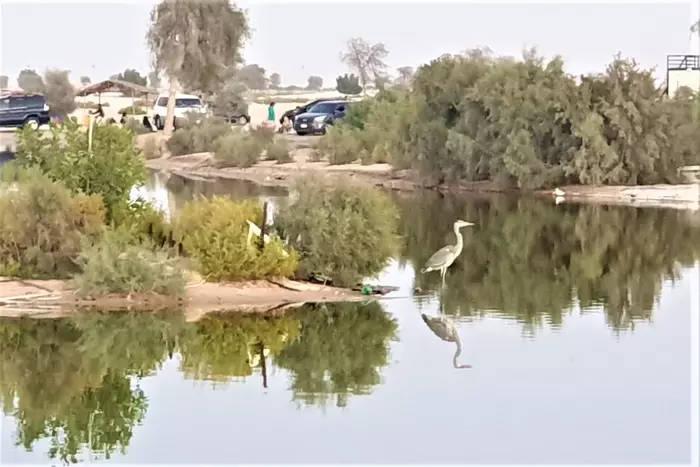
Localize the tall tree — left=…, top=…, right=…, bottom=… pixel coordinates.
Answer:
left=80, top=76, right=91, bottom=86
left=44, top=70, right=76, bottom=119
left=111, top=69, right=147, bottom=86
left=306, top=75, right=323, bottom=91
left=340, top=38, right=388, bottom=94
left=147, top=0, right=249, bottom=135
left=0, top=75, right=8, bottom=89
left=17, top=69, right=45, bottom=93
left=396, top=66, right=414, bottom=87
left=148, top=70, right=161, bottom=89
left=237, top=64, right=267, bottom=89
left=269, top=72, right=281, bottom=88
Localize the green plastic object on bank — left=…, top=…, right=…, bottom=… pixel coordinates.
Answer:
left=361, top=285, right=373, bottom=295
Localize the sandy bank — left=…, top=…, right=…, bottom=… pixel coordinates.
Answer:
left=146, top=146, right=700, bottom=210
left=0, top=277, right=365, bottom=321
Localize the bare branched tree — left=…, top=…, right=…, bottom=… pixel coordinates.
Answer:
left=341, top=38, right=389, bottom=94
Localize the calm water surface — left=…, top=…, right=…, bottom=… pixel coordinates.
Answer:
left=1, top=174, right=696, bottom=464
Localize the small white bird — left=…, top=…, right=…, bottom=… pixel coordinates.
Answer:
left=553, top=187, right=566, bottom=197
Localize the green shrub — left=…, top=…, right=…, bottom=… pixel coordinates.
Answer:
left=317, top=126, right=361, bottom=165
left=74, top=229, right=186, bottom=297
left=277, top=178, right=399, bottom=286
left=166, top=117, right=233, bottom=156
left=265, top=139, right=292, bottom=163
left=110, top=198, right=171, bottom=245
left=249, top=125, right=276, bottom=147
left=214, top=132, right=263, bottom=168
left=0, top=168, right=105, bottom=278
left=124, top=118, right=152, bottom=136
left=15, top=119, right=146, bottom=219
left=173, top=197, right=298, bottom=281
left=117, top=106, right=147, bottom=115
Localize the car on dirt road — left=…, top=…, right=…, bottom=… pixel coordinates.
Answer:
left=151, top=93, right=208, bottom=130
left=293, top=100, right=350, bottom=135
left=0, top=93, right=50, bottom=129
left=279, top=97, right=345, bottom=126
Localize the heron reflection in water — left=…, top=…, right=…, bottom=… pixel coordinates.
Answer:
left=421, top=313, right=471, bottom=369
left=421, top=219, right=474, bottom=286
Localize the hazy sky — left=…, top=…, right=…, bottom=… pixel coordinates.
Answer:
left=0, top=1, right=694, bottom=88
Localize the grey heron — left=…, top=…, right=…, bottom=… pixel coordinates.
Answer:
left=421, top=313, right=471, bottom=369
left=420, top=219, right=474, bottom=285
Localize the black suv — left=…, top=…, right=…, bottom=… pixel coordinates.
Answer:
left=293, top=100, right=350, bottom=135
left=0, top=93, right=50, bottom=129
left=279, top=97, right=344, bottom=126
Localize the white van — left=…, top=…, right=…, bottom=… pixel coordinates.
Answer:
left=151, top=93, right=207, bottom=129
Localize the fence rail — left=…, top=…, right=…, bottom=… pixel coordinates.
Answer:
left=667, top=55, right=700, bottom=70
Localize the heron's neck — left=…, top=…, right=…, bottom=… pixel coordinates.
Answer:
left=453, top=225, right=464, bottom=250
left=452, top=337, right=462, bottom=367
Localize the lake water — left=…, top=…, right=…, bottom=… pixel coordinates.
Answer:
left=1, top=174, right=697, bottom=464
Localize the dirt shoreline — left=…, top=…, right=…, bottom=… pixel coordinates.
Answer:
left=146, top=150, right=700, bottom=210
left=0, top=277, right=367, bottom=321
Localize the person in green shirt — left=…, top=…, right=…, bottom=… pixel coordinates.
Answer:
left=267, top=101, right=276, bottom=123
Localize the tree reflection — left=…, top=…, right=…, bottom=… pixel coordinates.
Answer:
left=274, top=302, right=398, bottom=408
left=0, top=304, right=399, bottom=461
left=0, top=312, right=182, bottom=463
left=178, top=312, right=300, bottom=382
left=397, top=192, right=700, bottom=331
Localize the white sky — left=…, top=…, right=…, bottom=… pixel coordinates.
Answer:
left=0, top=1, right=694, bottom=88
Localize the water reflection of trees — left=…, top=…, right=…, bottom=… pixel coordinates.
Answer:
left=275, top=302, right=398, bottom=408
left=0, top=302, right=397, bottom=461
left=0, top=312, right=183, bottom=463
left=396, top=192, right=700, bottom=331
left=178, top=312, right=301, bottom=381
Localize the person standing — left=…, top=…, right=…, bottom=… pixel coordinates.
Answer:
left=266, top=101, right=276, bottom=128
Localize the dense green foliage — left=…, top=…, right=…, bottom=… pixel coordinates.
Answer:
left=0, top=168, right=105, bottom=278
left=74, top=229, right=186, bottom=297
left=173, top=197, right=298, bottom=281
left=324, top=50, right=698, bottom=188
left=15, top=120, right=146, bottom=218
left=277, top=179, right=399, bottom=286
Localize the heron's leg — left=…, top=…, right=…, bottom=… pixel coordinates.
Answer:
left=441, top=267, right=446, bottom=287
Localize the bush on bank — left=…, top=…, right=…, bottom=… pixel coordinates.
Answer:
left=74, top=229, right=186, bottom=298
left=0, top=168, right=105, bottom=278
left=277, top=178, right=399, bottom=286
left=15, top=120, right=146, bottom=218
left=173, top=197, right=298, bottom=281
left=318, top=50, right=699, bottom=189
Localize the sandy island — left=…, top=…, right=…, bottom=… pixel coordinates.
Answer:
left=0, top=276, right=366, bottom=321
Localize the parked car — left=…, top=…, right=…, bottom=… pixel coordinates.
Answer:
left=279, top=97, right=344, bottom=126
left=0, top=93, right=50, bottom=129
left=151, top=93, right=207, bottom=130
left=293, top=100, right=350, bottom=135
